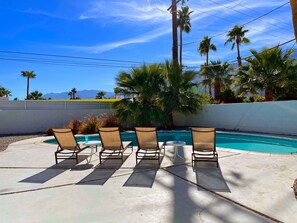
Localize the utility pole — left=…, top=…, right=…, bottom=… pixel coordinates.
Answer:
left=169, top=0, right=178, bottom=66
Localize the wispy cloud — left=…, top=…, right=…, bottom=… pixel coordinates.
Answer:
left=79, top=1, right=171, bottom=24
left=58, top=27, right=171, bottom=54
left=23, top=9, right=79, bottom=20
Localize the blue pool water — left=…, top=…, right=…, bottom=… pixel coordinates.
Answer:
left=45, top=131, right=297, bottom=154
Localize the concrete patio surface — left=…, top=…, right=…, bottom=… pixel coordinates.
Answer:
left=0, top=136, right=297, bottom=223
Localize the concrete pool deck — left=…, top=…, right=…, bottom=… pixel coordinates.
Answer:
left=0, top=136, right=296, bottom=223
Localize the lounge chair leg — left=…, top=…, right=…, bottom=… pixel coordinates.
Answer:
left=55, top=153, right=58, bottom=164
left=135, top=151, right=138, bottom=164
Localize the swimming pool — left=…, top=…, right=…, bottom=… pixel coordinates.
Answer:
left=45, top=131, right=297, bottom=154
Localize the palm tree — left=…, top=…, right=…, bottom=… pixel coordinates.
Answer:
left=159, top=61, right=201, bottom=128
left=208, top=60, right=233, bottom=100
left=198, top=36, right=217, bottom=96
left=177, top=6, right=193, bottom=65
left=112, top=64, right=165, bottom=126
left=233, top=66, right=258, bottom=98
left=96, top=91, right=106, bottom=99
left=21, top=71, right=36, bottom=99
left=0, top=87, right=12, bottom=97
left=198, top=63, right=213, bottom=95
left=71, top=88, right=77, bottom=99
left=28, top=90, right=44, bottom=100
left=225, top=25, right=250, bottom=67
left=68, top=91, right=73, bottom=99
left=242, top=46, right=295, bottom=101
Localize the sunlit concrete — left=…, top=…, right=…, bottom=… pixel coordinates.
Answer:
left=0, top=136, right=296, bottom=223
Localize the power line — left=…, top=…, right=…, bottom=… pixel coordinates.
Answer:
left=229, top=1, right=292, bottom=27
left=207, top=0, right=291, bottom=34
left=182, top=1, right=291, bottom=45
left=0, top=50, right=148, bottom=64
left=0, top=57, right=134, bottom=69
left=228, top=38, right=296, bottom=63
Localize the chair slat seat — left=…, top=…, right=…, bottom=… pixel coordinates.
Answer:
left=191, top=127, right=218, bottom=167
left=98, top=127, right=133, bottom=164
left=53, top=128, right=87, bottom=164
left=135, top=128, right=165, bottom=164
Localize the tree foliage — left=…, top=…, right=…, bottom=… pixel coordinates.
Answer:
left=0, top=86, right=11, bottom=97
left=27, top=90, right=45, bottom=100
left=235, top=46, right=296, bottom=101
left=225, top=25, right=250, bottom=67
left=198, top=36, right=217, bottom=97
left=113, top=62, right=201, bottom=127
left=21, top=70, right=36, bottom=100
left=177, top=6, right=193, bottom=65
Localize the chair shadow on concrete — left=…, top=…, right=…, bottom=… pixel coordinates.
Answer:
left=19, top=155, right=89, bottom=184
left=76, top=155, right=129, bottom=186
left=123, top=156, right=164, bottom=188
left=193, top=162, right=231, bottom=192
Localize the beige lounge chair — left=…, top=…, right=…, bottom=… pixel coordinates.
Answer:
left=53, top=128, right=87, bottom=164
left=98, top=127, right=133, bottom=164
left=135, top=127, right=165, bottom=164
left=191, top=127, right=218, bottom=167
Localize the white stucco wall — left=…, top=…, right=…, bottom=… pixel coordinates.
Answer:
left=2, top=101, right=297, bottom=135
left=0, top=101, right=114, bottom=134
left=174, top=100, right=297, bottom=136
left=0, top=109, right=113, bottom=135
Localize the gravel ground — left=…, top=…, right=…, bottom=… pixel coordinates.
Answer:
left=0, top=134, right=44, bottom=152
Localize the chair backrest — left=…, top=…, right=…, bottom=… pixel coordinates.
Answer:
left=98, top=127, right=122, bottom=150
left=52, top=129, right=78, bottom=150
left=191, top=128, right=216, bottom=152
left=135, top=127, right=158, bottom=150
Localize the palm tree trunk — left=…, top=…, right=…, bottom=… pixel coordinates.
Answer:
left=291, top=0, right=297, bottom=41
left=265, top=89, right=273, bottom=101
left=179, top=26, right=182, bottom=66
left=166, top=112, right=174, bottom=129
left=206, top=53, right=212, bottom=97
left=236, top=39, right=242, bottom=67
left=26, top=77, right=30, bottom=99
left=214, top=79, right=221, bottom=100
left=172, top=0, right=178, bottom=66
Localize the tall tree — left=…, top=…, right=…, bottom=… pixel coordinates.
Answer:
left=241, top=46, right=295, bottom=101
left=159, top=61, right=201, bottom=128
left=96, top=91, right=106, bottom=99
left=21, top=70, right=36, bottom=99
left=71, top=88, right=77, bottom=99
left=0, top=87, right=11, bottom=97
left=68, top=91, right=73, bottom=99
left=171, top=0, right=178, bottom=66
left=169, top=0, right=188, bottom=66
left=198, top=36, right=217, bottom=96
left=225, top=25, right=250, bottom=67
left=177, top=6, right=193, bottom=65
left=208, top=60, right=233, bottom=100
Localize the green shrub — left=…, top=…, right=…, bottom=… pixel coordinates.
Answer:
left=219, top=89, right=243, bottom=103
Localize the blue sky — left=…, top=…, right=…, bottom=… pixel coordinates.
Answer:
left=0, top=0, right=295, bottom=99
